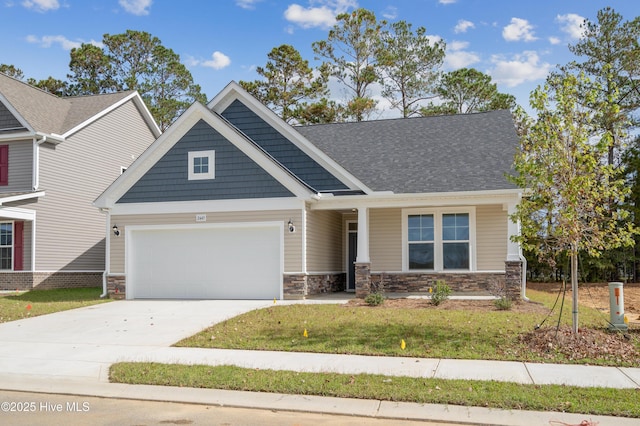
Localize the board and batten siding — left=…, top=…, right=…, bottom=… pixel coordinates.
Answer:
left=35, top=100, right=156, bottom=271
left=3, top=140, right=32, bottom=192
left=109, top=209, right=304, bottom=274
left=305, top=208, right=342, bottom=272
left=475, top=204, right=508, bottom=271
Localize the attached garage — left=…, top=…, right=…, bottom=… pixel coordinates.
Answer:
left=126, top=222, right=283, bottom=300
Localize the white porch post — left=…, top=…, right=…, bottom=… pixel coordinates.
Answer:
left=356, top=207, right=370, bottom=263
left=506, top=202, right=520, bottom=261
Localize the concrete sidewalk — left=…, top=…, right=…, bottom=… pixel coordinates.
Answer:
left=0, top=299, right=639, bottom=425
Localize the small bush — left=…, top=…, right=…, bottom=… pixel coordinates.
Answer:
left=364, top=292, right=385, bottom=306
left=430, top=280, right=451, bottom=306
left=494, top=296, right=512, bottom=310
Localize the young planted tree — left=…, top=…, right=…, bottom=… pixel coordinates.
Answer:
left=239, top=44, right=329, bottom=124
left=312, top=8, right=383, bottom=122
left=511, top=72, right=635, bottom=333
left=377, top=20, right=445, bottom=118
left=421, top=68, right=516, bottom=116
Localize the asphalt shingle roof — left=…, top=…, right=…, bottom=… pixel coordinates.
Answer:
left=0, top=72, right=133, bottom=135
left=295, top=110, right=519, bottom=194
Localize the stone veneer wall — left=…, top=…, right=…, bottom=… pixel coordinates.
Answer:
left=504, top=261, right=523, bottom=300
left=283, top=273, right=345, bottom=299
left=369, top=272, right=505, bottom=295
left=0, top=272, right=103, bottom=291
left=107, top=275, right=126, bottom=299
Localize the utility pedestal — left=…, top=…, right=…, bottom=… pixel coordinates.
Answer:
left=608, top=282, right=628, bottom=332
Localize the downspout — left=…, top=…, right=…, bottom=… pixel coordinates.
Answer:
left=520, top=249, right=529, bottom=302
left=100, top=208, right=111, bottom=298
left=32, top=136, right=43, bottom=190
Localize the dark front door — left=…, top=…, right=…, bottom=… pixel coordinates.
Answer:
left=347, top=231, right=357, bottom=291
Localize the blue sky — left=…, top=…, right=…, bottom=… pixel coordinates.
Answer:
left=1, top=0, right=638, bottom=118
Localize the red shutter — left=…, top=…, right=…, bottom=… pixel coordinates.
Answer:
left=14, top=221, right=23, bottom=271
left=0, top=145, right=7, bottom=186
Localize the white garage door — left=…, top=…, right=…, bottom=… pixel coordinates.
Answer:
left=127, top=223, right=282, bottom=299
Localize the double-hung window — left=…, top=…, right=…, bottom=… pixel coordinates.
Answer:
left=0, top=222, right=12, bottom=270
left=404, top=208, right=475, bottom=271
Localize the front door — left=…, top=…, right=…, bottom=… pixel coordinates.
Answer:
left=347, top=224, right=357, bottom=292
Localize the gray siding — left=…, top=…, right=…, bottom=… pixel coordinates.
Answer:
left=118, top=119, right=293, bottom=203
left=35, top=100, right=156, bottom=271
left=221, top=100, right=348, bottom=192
left=1, top=140, right=32, bottom=192
left=0, top=102, right=25, bottom=131
left=476, top=204, right=508, bottom=271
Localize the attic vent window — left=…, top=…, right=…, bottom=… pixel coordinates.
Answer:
left=188, top=150, right=215, bottom=180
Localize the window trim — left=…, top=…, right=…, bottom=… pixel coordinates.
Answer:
left=0, top=221, right=13, bottom=271
left=188, top=150, right=215, bottom=181
left=402, top=207, right=476, bottom=272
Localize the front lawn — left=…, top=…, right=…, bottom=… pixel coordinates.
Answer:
left=109, top=363, right=640, bottom=418
left=175, top=289, right=639, bottom=366
left=0, top=287, right=111, bottom=323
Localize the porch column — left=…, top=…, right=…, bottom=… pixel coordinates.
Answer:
left=505, top=201, right=523, bottom=299
left=355, top=207, right=371, bottom=298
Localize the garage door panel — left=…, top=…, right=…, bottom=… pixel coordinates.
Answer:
left=128, top=224, right=282, bottom=299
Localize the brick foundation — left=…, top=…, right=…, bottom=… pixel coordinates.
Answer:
left=0, top=271, right=103, bottom=291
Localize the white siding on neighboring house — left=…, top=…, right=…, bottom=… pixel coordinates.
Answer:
left=305, top=208, right=342, bottom=273
left=3, top=140, right=32, bottom=192
left=476, top=204, right=508, bottom=271
left=35, top=100, right=156, bottom=271
left=109, top=209, right=304, bottom=274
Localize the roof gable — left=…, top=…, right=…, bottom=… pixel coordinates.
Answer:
left=117, top=118, right=294, bottom=203
left=208, top=81, right=371, bottom=194
left=296, top=110, right=519, bottom=194
left=0, top=98, right=26, bottom=133
left=95, top=102, right=313, bottom=208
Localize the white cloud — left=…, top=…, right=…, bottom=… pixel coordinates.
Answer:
left=382, top=6, right=397, bottom=20
left=439, top=0, right=456, bottom=4
left=502, top=17, right=537, bottom=42
left=454, top=19, right=475, bottom=34
left=556, top=13, right=585, bottom=40
left=284, top=0, right=357, bottom=29
left=235, top=0, right=261, bottom=9
left=202, top=51, right=231, bottom=70
left=444, top=40, right=480, bottom=69
left=548, top=36, right=561, bottom=45
left=119, top=0, right=152, bottom=16
left=21, top=0, right=59, bottom=12
left=26, top=34, right=102, bottom=50
left=489, top=51, right=551, bottom=87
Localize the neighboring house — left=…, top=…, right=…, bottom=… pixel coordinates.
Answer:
left=94, top=81, right=524, bottom=300
left=0, top=73, right=160, bottom=290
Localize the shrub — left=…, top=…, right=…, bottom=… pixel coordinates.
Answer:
left=430, top=280, right=451, bottom=306
left=364, top=292, right=385, bottom=306
left=494, top=296, right=512, bottom=310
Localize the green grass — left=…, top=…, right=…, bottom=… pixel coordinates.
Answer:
left=0, top=287, right=111, bottom=323
left=109, top=362, right=640, bottom=418
left=176, top=289, right=638, bottom=366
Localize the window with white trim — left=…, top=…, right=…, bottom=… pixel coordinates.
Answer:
left=0, top=222, right=12, bottom=270
left=188, top=150, right=215, bottom=180
left=403, top=208, right=475, bottom=271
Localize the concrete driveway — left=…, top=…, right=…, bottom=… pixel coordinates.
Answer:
left=0, top=300, right=272, bottom=382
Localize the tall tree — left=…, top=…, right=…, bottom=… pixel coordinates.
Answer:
left=565, top=7, right=640, bottom=166
left=0, top=64, right=25, bottom=80
left=240, top=44, right=329, bottom=124
left=421, top=68, right=516, bottom=116
left=377, top=21, right=445, bottom=118
left=312, top=8, right=383, bottom=121
left=511, top=72, right=635, bottom=334
left=27, top=76, right=69, bottom=96
left=68, top=30, right=205, bottom=129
